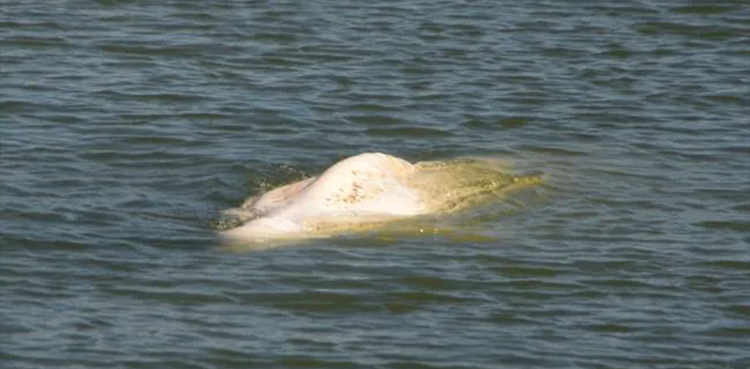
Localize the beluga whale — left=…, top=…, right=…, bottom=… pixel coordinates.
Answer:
left=217, top=152, right=542, bottom=249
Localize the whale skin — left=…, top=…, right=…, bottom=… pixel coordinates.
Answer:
left=218, top=152, right=541, bottom=247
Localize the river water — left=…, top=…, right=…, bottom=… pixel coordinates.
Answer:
left=1, top=1, right=749, bottom=368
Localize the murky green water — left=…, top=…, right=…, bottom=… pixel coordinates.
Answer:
left=1, top=1, right=749, bottom=368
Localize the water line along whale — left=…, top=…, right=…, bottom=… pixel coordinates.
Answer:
left=218, top=152, right=541, bottom=246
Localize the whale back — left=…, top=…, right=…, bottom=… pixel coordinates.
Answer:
left=218, top=153, right=543, bottom=246
left=273, top=152, right=424, bottom=221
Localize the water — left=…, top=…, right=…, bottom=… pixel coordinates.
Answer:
left=1, top=0, right=749, bottom=368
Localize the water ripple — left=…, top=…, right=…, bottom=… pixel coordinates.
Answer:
left=2, top=0, right=749, bottom=368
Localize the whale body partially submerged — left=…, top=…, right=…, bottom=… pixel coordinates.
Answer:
left=218, top=152, right=541, bottom=247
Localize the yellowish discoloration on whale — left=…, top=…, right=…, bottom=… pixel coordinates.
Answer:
left=217, top=152, right=543, bottom=249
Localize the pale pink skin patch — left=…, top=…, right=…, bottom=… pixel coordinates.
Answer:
left=220, top=153, right=426, bottom=243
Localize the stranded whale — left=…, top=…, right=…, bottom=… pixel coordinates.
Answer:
left=218, top=152, right=541, bottom=247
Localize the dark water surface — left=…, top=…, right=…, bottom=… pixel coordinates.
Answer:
left=1, top=0, right=749, bottom=368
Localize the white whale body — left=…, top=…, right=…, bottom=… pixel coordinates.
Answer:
left=218, top=152, right=541, bottom=246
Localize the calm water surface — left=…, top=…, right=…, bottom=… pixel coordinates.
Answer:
left=1, top=1, right=749, bottom=368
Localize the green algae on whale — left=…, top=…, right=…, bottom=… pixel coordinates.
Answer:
left=216, top=153, right=543, bottom=249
